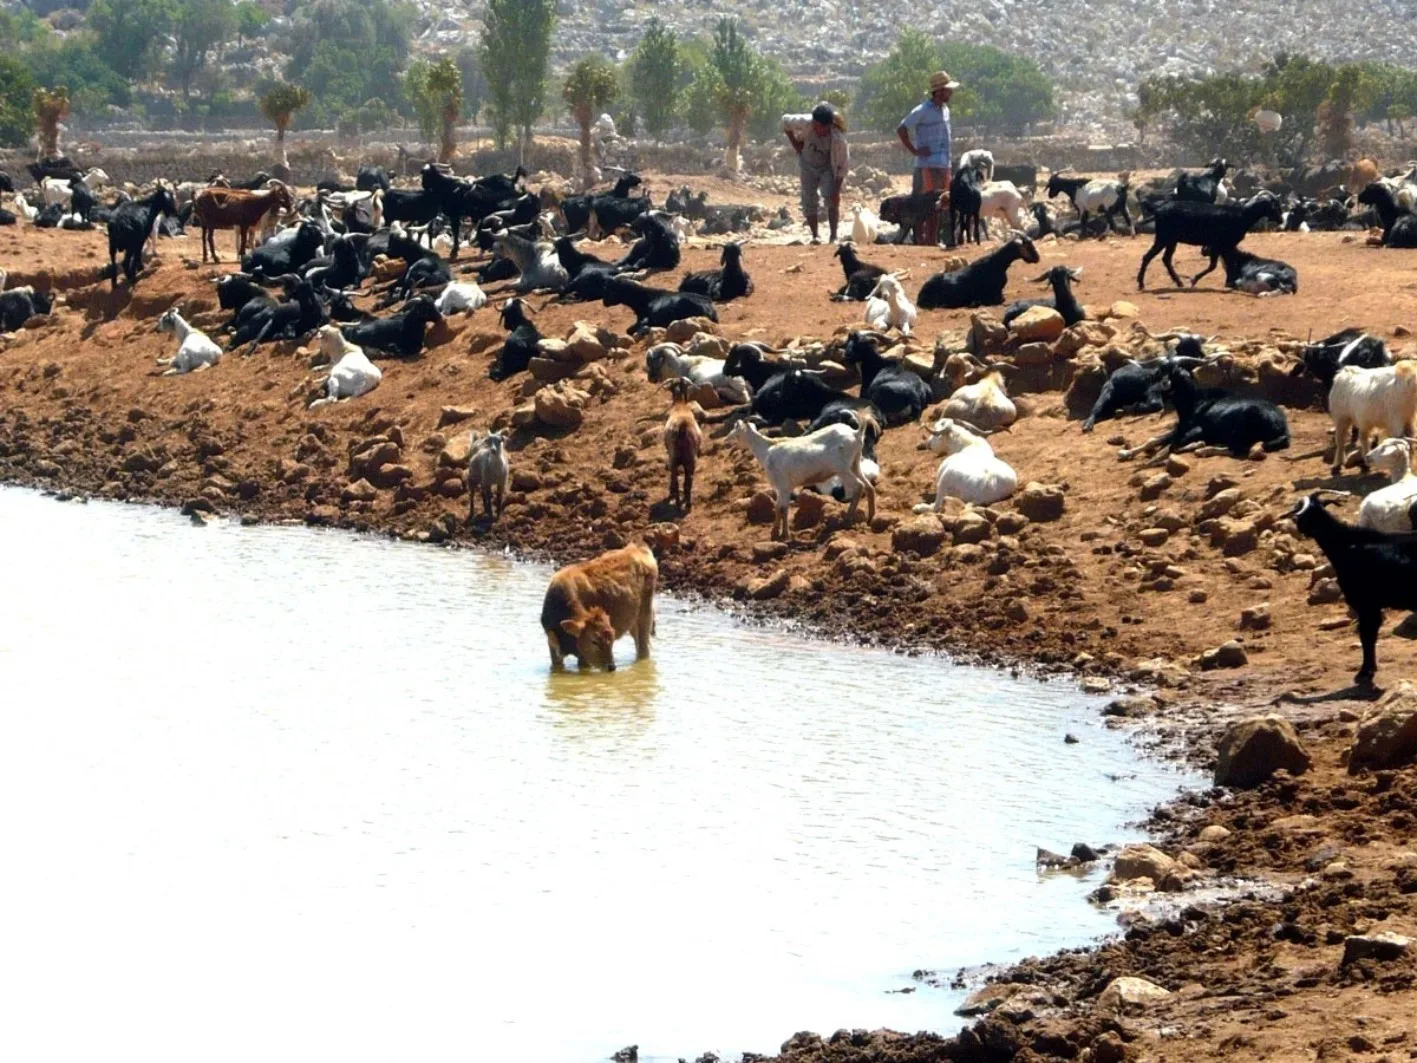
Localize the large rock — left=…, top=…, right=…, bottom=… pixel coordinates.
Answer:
left=1342, top=932, right=1412, bottom=966
left=1015, top=482, right=1065, bottom=522
left=1009, top=305, right=1066, bottom=344
left=1096, top=976, right=1172, bottom=1014
left=1111, top=843, right=1181, bottom=884
left=1349, top=682, right=1417, bottom=774
left=1214, top=714, right=1311, bottom=787
left=967, top=312, right=1008, bottom=356
left=891, top=514, right=947, bottom=557
left=565, top=321, right=607, bottom=363
left=533, top=382, right=590, bottom=431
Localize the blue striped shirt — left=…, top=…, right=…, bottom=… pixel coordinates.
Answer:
left=899, top=100, right=952, bottom=170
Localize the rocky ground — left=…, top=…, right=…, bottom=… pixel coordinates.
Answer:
left=3, top=213, right=1417, bottom=1063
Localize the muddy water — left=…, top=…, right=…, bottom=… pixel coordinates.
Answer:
left=0, top=487, right=1199, bottom=1063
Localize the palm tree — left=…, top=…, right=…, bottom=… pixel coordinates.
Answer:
left=259, top=82, right=311, bottom=171
left=425, top=58, right=464, bottom=163
left=562, top=55, right=619, bottom=189
left=707, top=20, right=761, bottom=173
left=32, top=86, right=70, bottom=160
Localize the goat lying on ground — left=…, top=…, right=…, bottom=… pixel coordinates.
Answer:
left=1003, top=265, right=1085, bottom=327
left=1359, top=438, right=1417, bottom=532
left=340, top=294, right=443, bottom=359
left=679, top=242, right=753, bottom=301
left=842, top=330, right=930, bottom=425
left=864, top=274, right=917, bottom=335
left=601, top=275, right=716, bottom=336
left=917, top=233, right=1040, bottom=309
left=940, top=353, right=1018, bottom=431
left=831, top=242, right=889, bottom=301
left=156, top=308, right=222, bottom=374
left=309, top=325, right=382, bottom=407
left=914, top=417, right=1018, bottom=509
left=1203, top=244, right=1298, bottom=295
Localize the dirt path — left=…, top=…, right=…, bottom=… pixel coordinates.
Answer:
left=3, top=218, right=1417, bottom=1062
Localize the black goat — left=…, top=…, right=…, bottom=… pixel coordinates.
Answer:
left=879, top=192, right=944, bottom=245
left=1121, top=342, right=1290, bottom=459
left=69, top=179, right=97, bottom=224
left=1174, top=157, right=1229, bottom=203
left=1028, top=202, right=1058, bottom=239
left=0, top=206, right=15, bottom=226
left=665, top=186, right=709, bottom=219
left=356, top=165, right=390, bottom=192
left=0, top=170, right=13, bottom=193
left=242, top=220, right=324, bottom=277
left=305, top=233, right=368, bottom=292
left=490, top=298, right=541, bottom=381
left=383, top=188, right=441, bottom=227
left=213, top=272, right=269, bottom=315
left=1356, top=183, right=1417, bottom=248
left=421, top=164, right=526, bottom=259
left=841, top=331, right=930, bottom=426
left=949, top=165, right=984, bottom=246
left=614, top=211, right=681, bottom=272
left=29, top=157, right=80, bottom=183
left=679, top=242, right=753, bottom=301
left=1292, top=329, right=1392, bottom=395
left=107, top=185, right=178, bottom=289
left=341, top=294, right=442, bottom=358
left=326, top=290, right=375, bottom=323
left=917, top=234, right=1041, bottom=310
left=0, top=287, right=54, bottom=332
left=554, top=236, right=617, bottom=302
left=562, top=172, right=643, bottom=234
left=1291, top=493, right=1417, bottom=685
left=601, top=275, right=715, bottom=336
left=228, top=275, right=326, bottom=355
left=1003, top=265, right=1085, bottom=327
left=1203, top=245, right=1298, bottom=295
left=723, top=343, right=786, bottom=394
left=380, top=253, right=452, bottom=307
left=1137, top=191, right=1283, bottom=290
left=1082, top=357, right=1174, bottom=432
left=831, top=242, right=889, bottom=301
left=747, top=368, right=856, bottom=426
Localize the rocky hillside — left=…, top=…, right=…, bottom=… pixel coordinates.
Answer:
left=412, top=0, right=1417, bottom=138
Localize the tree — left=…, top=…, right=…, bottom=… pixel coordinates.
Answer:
left=629, top=17, right=681, bottom=139
left=406, top=57, right=464, bottom=162
left=1319, top=65, right=1374, bottom=159
left=24, top=39, right=132, bottom=115
left=746, top=56, right=803, bottom=141
left=233, top=1, right=269, bottom=43
left=453, top=45, right=486, bottom=125
left=0, top=56, right=35, bottom=150
left=705, top=18, right=763, bottom=170
left=858, top=28, right=940, bottom=135
left=480, top=0, right=556, bottom=157
left=260, top=82, right=311, bottom=169
left=32, top=85, right=69, bottom=159
left=170, top=0, right=237, bottom=99
left=86, top=0, right=175, bottom=81
left=563, top=54, right=619, bottom=187
left=286, top=0, right=413, bottom=123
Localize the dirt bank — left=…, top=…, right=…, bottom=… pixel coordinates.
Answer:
left=3, top=220, right=1417, bottom=1062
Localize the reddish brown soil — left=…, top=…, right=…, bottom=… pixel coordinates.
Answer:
left=3, top=218, right=1417, bottom=1063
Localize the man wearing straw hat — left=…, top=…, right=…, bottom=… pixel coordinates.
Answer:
left=897, top=70, right=960, bottom=246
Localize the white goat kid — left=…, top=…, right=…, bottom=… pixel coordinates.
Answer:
left=1358, top=437, right=1417, bottom=531
left=851, top=206, right=880, bottom=246
left=155, top=308, right=223, bottom=375
left=434, top=281, right=488, bottom=316
left=864, top=273, right=917, bottom=335
left=466, top=430, right=510, bottom=522
left=309, top=325, right=382, bottom=407
left=958, top=149, right=995, bottom=182
left=728, top=419, right=875, bottom=540
left=914, top=417, right=1018, bottom=510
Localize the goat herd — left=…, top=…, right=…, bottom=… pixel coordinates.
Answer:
left=2, top=150, right=1417, bottom=680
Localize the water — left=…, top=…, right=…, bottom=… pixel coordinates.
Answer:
left=0, top=486, right=1198, bottom=1063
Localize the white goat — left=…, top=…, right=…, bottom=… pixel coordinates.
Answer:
left=309, top=325, right=382, bottom=407
left=13, top=194, right=38, bottom=223
left=1329, top=361, right=1417, bottom=474
left=958, top=149, right=995, bottom=182
left=466, top=430, right=510, bottom=522
left=914, top=417, right=1018, bottom=510
left=40, top=168, right=110, bottom=207
left=940, top=353, right=1018, bottom=431
left=644, top=342, right=751, bottom=406
left=155, top=308, right=223, bottom=375
left=493, top=231, right=569, bottom=294
left=977, top=180, right=1028, bottom=235
left=728, top=419, right=875, bottom=540
left=864, top=273, right=917, bottom=335
left=1358, top=437, right=1417, bottom=531
left=434, top=281, right=488, bottom=316
left=850, top=206, right=880, bottom=246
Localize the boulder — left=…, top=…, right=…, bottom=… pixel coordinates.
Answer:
left=952, top=513, right=992, bottom=545
left=436, top=405, right=478, bottom=429
left=967, top=312, right=1009, bottom=356
left=1214, top=714, right=1311, bottom=787
left=1009, top=306, right=1066, bottom=344
left=746, top=491, right=777, bottom=525
left=892, top=514, right=947, bottom=556
left=1349, top=682, right=1417, bottom=773
left=438, top=433, right=474, bottom=468
left=747, top=569, right=791, bottom=600
left=1096, top=976, right=1172, bottom=1014
left=1111, top=844, right=1181, bottom=884
left=1015, top=482, right=1065, bottom=522
left=1107, top=300, right=1141, bottom=320
left=341, top=478, right=378, bottom=503
left=533, top=382, right=590, bottom=431
left=565, top=321, right=607, bottom=363
left=1342, top=932, right=1411, bottom=965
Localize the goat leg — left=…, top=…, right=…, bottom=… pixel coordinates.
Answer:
left=244, top=318, right=275, bottom=358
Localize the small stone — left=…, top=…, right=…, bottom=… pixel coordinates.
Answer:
left=752, top=541, right=790, bottom=563
left=1188, top=590, right=1208, bottom=604
left=748, top=569, right=791, bottom=600
left=892, top=514, right=947, bottom=556
left=1015, top=482, right=1065, bottom=522
left=1165, top=455, right=1191, bottom=477
left=1138, top=472, right=1172, bottom=501
left=1198, top=824, right=1232, bottom=843
left=1139, top=527, right=1170, bottom=547
left=1199, top=487, right=1243, bottom=519
left=1112, top=844, right=1181, bottom=884
left=746, top=491, right=776, bottom=525
left=1107, top=300, right=1140, bottom=320
left=1308, top=579, right=1343, bottom=606
left=952, top=514, right=992, bottom=545
left=341, top=478, right=378, bottom=503
left=1097, top=975, right=1172, bottom=1014
left=1238, top=604, right=1271, bottom=631
left=1214, top=714, right=1311, bottom=787
left=1005, top=599, right=1029, bottom=622
left=436, top=405, right=478, bottom=429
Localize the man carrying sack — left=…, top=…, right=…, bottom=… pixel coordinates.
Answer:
left=897, top=70, right=959, bottom=246
left=785, top=101, right=849, bottom=244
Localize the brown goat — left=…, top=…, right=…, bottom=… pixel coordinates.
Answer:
left=662, top=376, right=703, bottom=511
left=192, top=181, right=294, bottom=263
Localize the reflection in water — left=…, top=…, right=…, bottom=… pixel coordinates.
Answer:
left=0, top=487, right=1200, bottom=1063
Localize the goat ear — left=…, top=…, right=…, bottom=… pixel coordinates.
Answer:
left=560, top=617, right=586, bottom=638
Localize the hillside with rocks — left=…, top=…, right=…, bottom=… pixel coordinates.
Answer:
left=408, top=0, right=1417, bottom=138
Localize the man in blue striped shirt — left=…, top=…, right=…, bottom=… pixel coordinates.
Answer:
left=897, top=70, right=959, bottom=245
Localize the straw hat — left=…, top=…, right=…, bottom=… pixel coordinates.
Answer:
left=929, top=71, right=961, bottom=92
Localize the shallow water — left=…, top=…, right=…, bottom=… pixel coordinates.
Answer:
left=0, top=486, right=1198, bottom=1063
